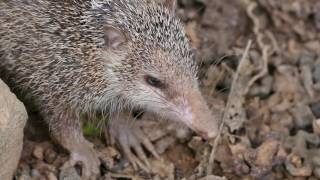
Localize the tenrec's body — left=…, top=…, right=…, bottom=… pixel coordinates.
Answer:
left=0, top=0, right=219, bottom=177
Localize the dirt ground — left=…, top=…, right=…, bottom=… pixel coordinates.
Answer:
left=14, top=0, right=320, bottom=179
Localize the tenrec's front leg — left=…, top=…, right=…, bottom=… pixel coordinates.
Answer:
left=49, top=109, right=100, bottom=179
left=106, top=111, right=160, bottom=172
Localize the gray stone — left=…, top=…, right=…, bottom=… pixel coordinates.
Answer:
left=291, top=103, right=315, bottom=128
left=0, top=79, right=28, bottom=180
left=299, top=51, right=316, bottom=65
left=310, top=101, right=320, bottom=118
left=313, top=64, right=320, bottom=84
left=59, top=167, right=81, bottom=180
left=314, top=167, right=320, bottom=179
left=198, top=175, right=227, bottom=180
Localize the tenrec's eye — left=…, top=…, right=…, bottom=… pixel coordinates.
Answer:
left=144, top=75, right=162, bottom=88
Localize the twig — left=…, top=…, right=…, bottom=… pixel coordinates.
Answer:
left=207, top=40, right=252, bottom=175
left=245, top=1, right=280, bottom=94
left=244, top=45, right=270, bottom=94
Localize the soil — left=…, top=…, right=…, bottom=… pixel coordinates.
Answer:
left=14, top=0, right=320, bottom=179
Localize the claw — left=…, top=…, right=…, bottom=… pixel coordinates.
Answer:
left=60, top=143, right=100, bottom=179
left=133, top=144, right=150, bottom=168
left=108, top=112, right=160, bottom=172
left=121, top=143, right=149, bottom=172
left=140, top=136, right=160, bottom=160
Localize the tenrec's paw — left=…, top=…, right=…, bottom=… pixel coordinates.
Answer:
left=108, top=116, right=160, bottom=172
left=61, top=141, right=100, bottom=179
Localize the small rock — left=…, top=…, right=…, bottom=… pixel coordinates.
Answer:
left=314, top=83, right=320, bottom=91
left=31, top=169, right=41, bottom=178
left=314, top=1, right=320, bottom=30
left=16, top=173, right=31, bottom=180
left=248, top=76, right=273, bottom=97
left=99, top=147, right=120, bottom=171
left=291, top=104, right=315, bottom=128
left=254, top=138, right=280, bottom=167
left=33, top=146, right=44, bottom=160
left=20, top=140, right=37, bottom=161
left=174, top=127, right=192, bottom=140
left=53, top=156, right=69, bottom=168
left=152, top=175, right=161, bottom=180
left=311, top=154, right=320, bottom=167
left=59, top=167, right=81, bottom=180
left=154, top=136, right=176, bottom=154
left=300, top=65, right=315, bottom=98
left=44, top=148, right=58, bottom=164
left=150, top=158, right=175, bottom=179
left=285, top=154, right=312, bottom=177
left=0, top=79, right=28, bottom=180
left=285, top=130, right=320, bottom=153
left=250, top=166, right=271, bottom=180
left=299, top=51, right=316, bottom=65
left=274, top=147, right=288, bottom=167
left=47, top=172, right=58, bottom=180
left=100, top=154, right=114, bottom=170
left=14, top=163, right=31, bottom=180
left=310, top=101, right=320, bottom=118
left=305, top=40, right=320, bottom=52
left=243, top=135, right=283, bottom=179
left=198, top=175, right=227, bottom=180
left=313, top=64, right=320, bottom=84
left=110, top=158, right=130, bottom=172
left=32, top=161, right=56, bottom=173
left=314, top=167, right=320, bottom=179
left=101, top=174, right=114, bottom=180
left=291, top=154, right=302, bottom=167
left=188, top=136, right=204, bottom=151
left=313, top=119, right=320, bottom=135
left=99, top=147, right=119, bottom=158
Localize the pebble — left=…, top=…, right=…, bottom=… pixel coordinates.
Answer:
left=32, top=161, right=56, bottom=172
left=31, top=169, right=41, bottom=177
left=150, top=158, right=175, bottom=179
left=285, top=154, right=312, bottom=177
left=15, top=164, right=32, bottom=180
left=33, top=146, right=44, bottom=160
left=299, top=51, right=316, bottom=65
left=99, top=147, right=119, bottom=158
left=313, top=64, right=320, bottom=84
left=52, top=156, right=69, bottom=168
left=101, top=174, right=114, bottom=180
left=175, top=127, right=191, bottom=140
left=99, top=147, right=120, bottom=170
left=310, top=101, right=320, bottom=118
left=44, top=148, right=57, bottom=164
left=305, top=40, right=320, bottom=52
left=198, top=175, right=227, bottom=180
left=313, top=119, right=320, bottom=135
left=100, top=154, right=114, bottom=170
left=154, top=136, right=176, bottom=154
left=312, top=156, right=320, bottom=167
left=291, top=104, right=315, bottom=128
left=314, top=167, right=320, bottom=179
left=16, top=174, right=32, bottom=180
left=187, top=136, right=204, bottom=151
left=314, top=2, right=320, bottom=30
left=47, top=172, right=58, bottom=180
left=59, top=167, right=81, bottom=180
left=248, top=76, right=273, bottom=97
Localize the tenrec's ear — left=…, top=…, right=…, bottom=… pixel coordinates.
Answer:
left=164, top=0, right=177, bottom=15
left=104, top=26, right=127, bottom=50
